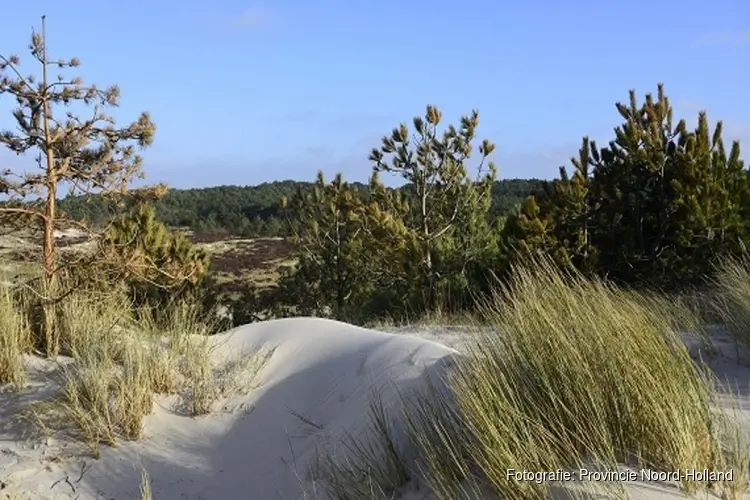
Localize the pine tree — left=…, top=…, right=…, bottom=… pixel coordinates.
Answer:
left=502, top=83, right=749, bottom=287
left=354, top=172, right=414, bottom=315
left=99, top=203, right=210, bottom=307
left=545, top=138, right=599, bottom=272
left=280, top=171, right=366, bottom=319
left=501, top=194, right=558, bottom=262
left=369, top=105, right=497, bottom=310
left=589, top=84, right=749, bottom=285
left=0, top=17, right=156, bottom=354
left=587, top=84, right=684, bottom=282
left=667, top=112, right=748, bottom=281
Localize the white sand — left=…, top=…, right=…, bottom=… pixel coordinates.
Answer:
left=1, top=317, right=749, bottom=499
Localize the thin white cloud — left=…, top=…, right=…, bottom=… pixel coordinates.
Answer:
left=201, top=6, right=277, bottom=34
left=696, top=29, right=750, bottom=47
left=232, top=6, right=275, bottom=31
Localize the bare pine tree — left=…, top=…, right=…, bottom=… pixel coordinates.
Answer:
left=0, top=16, right=156, bottom=355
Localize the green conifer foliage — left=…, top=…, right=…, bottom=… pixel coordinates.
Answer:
left=503, top=84, right=749, bottom=287
left=279, top=171, right=367, bottom=319
left=278, top=170, right=419, bottom=321
left=100, top=203, right=209, bottom=305
left=501, top=194, right=557, bottom=260
left=546, top=138, right=599, bottom=272
left=369, top=105, right=497, bottom=309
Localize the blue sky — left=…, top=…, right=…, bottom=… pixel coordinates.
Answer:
left=1, top=0, right=748, bottom=189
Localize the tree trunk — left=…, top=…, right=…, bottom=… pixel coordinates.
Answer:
left=420, top=181, right=436, bottom=310
left=40, top=15, right=58, bottom=357
left=41, top=166, right=58, bottom=357
left=43, top=182, right=56, bottom=278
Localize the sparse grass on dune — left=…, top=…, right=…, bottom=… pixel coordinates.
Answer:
left=56, top=289, right=135, bottom=360
left=712, top=254, right=750, bottom=357
left=710, top=396, right=750, bottom=500
left=0, top=283, right=32, bottom=389
left=706, top=255, right=750, bottom=500
left=315, top=391, right=412, bottom=500
left=321, top=257, right=750, bottom=500
left=13, top=287, right=269, bottom=457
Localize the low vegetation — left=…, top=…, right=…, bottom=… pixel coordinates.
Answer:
left=317, top=258, right=750, bottom=500
left=711, top=255, right=750, bottom=357
left=0, top=285, right=31, bottom=389
left=11, top=283, right=269, bottom=459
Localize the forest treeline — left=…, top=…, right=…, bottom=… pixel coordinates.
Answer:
left=56, top=178, right=548, bottom=238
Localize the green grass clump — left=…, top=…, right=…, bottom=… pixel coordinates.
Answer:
left=712, top=254, right=750, bottom=355
left=315, top=391, right=411, bottom=500
left=321, top=256, right=748, bottom=499
left=449, top=258, right=718, bottom=497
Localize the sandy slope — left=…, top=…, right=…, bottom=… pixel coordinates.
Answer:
left=1, top=318, right=749, bottom=499
left=1, top=318, right=458, bottom=499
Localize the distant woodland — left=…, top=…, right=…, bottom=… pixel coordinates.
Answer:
left=57, top=178, right=549, bottom=238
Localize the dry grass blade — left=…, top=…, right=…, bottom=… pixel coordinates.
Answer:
left=316, top=390, right=411, bottom=500
left=139, top=467, right=152, bottom=500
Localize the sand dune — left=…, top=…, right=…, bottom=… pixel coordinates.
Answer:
left=1, top=318, right=749, bottom=499
left=1, top=318, right=457, bottom=499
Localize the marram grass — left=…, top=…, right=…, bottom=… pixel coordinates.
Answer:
left=320, top=257, right=749, bottom=500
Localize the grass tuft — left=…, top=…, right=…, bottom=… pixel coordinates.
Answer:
left=452, top=258, right=719, bottom=497
left=322, top=256, right=749, bottom=499
left=19, top=290, right=247, bottom=454
left=0, top=284, right=31, bottom=389
left=712, top=254, right=750, bottom=359
left=315, top=391, right=410, bottom=500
